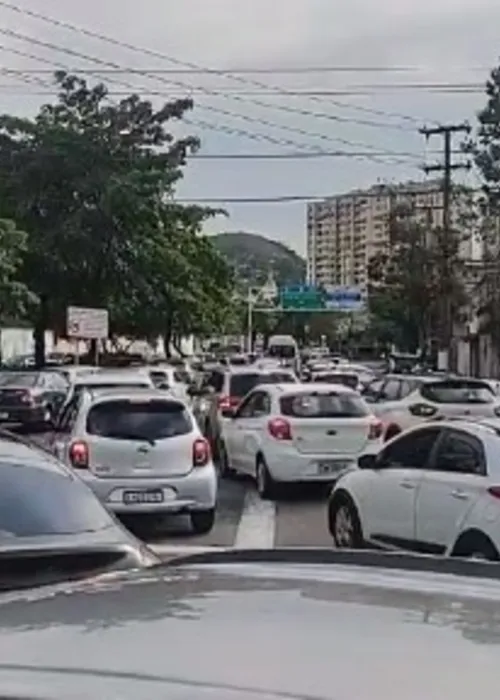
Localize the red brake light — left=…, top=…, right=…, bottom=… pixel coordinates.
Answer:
left=69, top=440, right=89, bottom=469
left=368, top=420, right=383, bottom=439
left=193, top=438, right=210, bottom=467
left=267, top=417, right=292, bottom=440
left=488, top=486, right=500, bottom=499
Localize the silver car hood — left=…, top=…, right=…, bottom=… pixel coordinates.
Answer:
left=0, top=559, right=497, bottom=698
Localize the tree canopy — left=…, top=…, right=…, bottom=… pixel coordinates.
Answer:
left=0, top=71, right=234, bottom=363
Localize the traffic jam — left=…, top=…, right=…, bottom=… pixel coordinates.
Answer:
left=1, top=335, right=500, bottom=560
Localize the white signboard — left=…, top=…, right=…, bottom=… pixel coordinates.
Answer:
left=67, top=306, right=109, bottom=339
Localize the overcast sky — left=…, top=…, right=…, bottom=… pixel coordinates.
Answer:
left=0, top=0, right=498, bottom=254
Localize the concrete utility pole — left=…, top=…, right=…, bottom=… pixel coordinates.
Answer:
left=420, top=123, right=471, bottom=371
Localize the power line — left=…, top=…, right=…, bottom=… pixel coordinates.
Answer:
left=0, top=1, right=428, bottom=127
left=187, top=150, right=454, bottom=160
left=0, top=34, right=418, bottom=165
left=0, top=66, right=476, bottom=74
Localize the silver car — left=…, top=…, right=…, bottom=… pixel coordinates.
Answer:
left=52, top=388, right=217, bottom=535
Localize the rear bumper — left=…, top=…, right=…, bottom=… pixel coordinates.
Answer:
left=266, top=451, right=362, bottom=483
left=77, top=463, right=218, bottom=515
left=0, top=405, right=46, bottom=424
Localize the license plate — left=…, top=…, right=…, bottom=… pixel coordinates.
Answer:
left=317, top=461, right=350, bottom=474
left=123, top=489, right=164, bottom=505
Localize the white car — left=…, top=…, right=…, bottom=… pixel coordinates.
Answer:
left=61, top=370, right=154, bottom=412
left=52, top=388, right=217, bottom=534
left=220, top=382, right=382, bottom=499
left=328, top=417, right=500, bottom=560
left=362, top=375, right=500, bottom=440
left=138, top=365, right=190, bottom=403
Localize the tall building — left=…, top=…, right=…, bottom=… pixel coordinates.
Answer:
left=306, top=180, right=475, bottom=295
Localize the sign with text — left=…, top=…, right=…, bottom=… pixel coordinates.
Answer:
left=277, top=284, right=364, bottom=312
left=67, top=306, right=109, bottom=339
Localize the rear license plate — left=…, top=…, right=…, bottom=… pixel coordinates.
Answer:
left=317, top=460, right=350, bottom=474
left=123, top=489, right=164, bottom=505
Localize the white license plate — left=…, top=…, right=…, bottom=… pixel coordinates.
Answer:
left=0, top=413, right=9, bottom=420
left=317, top=461, right=350, bottom=474
left=123, top=489, right=164, bottom=505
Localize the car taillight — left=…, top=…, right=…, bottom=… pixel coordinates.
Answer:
left=409, top=403, right=437, bottom=418
left=488, top=486, right=500, bottom=499
left=368, top=420, right=383, bottom=439
left=193, top=438, right=211, bottom=467
left=267, top=417, right=292, bottom=440
left=69, top=440, right=89, bottom=469
left=218, top=395, right=240, bottom=410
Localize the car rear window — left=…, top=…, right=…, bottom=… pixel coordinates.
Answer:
left=312, top=373, right=358, bottom=389
left=86, top=399, right=192, bottom=440
left=74, top=382, right=149, bottom=398
left=280, top=392, right=369, bottom=418
left=0, top=373, right=39, bottom=387
left=420, top=380, right=495, bottom=404
left=229, top=372, right=296, bottom=397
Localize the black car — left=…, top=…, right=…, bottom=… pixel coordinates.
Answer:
left=0, top=370, right=68, bottom=428
left=0, top=430, right=158, bottom=591
left=0, top=549, right=496, bottom=697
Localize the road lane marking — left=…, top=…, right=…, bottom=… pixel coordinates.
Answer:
left=234, top=488, right=276, bottom=549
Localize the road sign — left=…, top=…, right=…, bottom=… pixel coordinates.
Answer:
left=323, top=286, right=364, bottom=311
left=67, top=306, right=109, bottom=339
left=279, top=284, right=324, bottom=310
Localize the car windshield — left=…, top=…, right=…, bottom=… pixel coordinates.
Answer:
left=73, top=382, right=149, bottom=399
left=0, top=461, right=114, bottom=538
left=280, top=392, right=369, bottom=417
left=421, top=381, right=495, bottom=404
left=86, top=399, right=192, bottom=441
left=230, top=372, right=295, bottom=397
left=268, top=345, right=296, bottom=359
left=0, top=373, right=38, bottom=387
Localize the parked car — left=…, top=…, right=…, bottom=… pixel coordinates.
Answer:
left=0, top=548, right=496, bottom=697
left=0, top=370, right=68, bottom=428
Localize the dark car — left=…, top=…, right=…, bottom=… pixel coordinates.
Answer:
left=0, top=370, right=68, bottom=428
left=0, top=431, right=158, bottom=591
left=0, top=549, right=496, bottom=697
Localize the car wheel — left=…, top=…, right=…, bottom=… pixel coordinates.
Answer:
left=255, top=457, right=276, bottom=500
left=190, top=509, right=216, bottom=535
left=452, top=532, right=499, bottom=561
left=329, top=496, right=363, bottom=548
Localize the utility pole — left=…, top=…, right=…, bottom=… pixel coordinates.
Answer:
left=420, top=123, right=471, bottom=371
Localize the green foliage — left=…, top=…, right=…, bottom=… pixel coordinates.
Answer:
left=0, top=71, right=235, bottom=357
left=0, top=218, right=38, bottom=322
left=367, top=203, right=465, bottom=352
left=212, top=231, right=305, bottom=289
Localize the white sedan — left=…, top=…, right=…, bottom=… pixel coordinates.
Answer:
left=328, top=417, right=500, bottom=560
left=220, top=383, right=382, bottom=499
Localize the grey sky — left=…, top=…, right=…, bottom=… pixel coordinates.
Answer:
left=0, top=0, right=497, bottom=254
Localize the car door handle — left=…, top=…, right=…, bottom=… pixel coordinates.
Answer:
left=450, top=489, right=470, bottom=500
left=400, top=480, right=416, bottom=489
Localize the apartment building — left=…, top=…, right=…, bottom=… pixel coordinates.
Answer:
left=306, top=180, right=475, bottom=295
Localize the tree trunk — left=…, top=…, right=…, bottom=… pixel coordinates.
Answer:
left=34, top=294, right=48, bottom=369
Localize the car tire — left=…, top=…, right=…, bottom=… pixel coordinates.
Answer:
left=256, top=456, right=276, bottom=500
left=328, top=494, right=364, bottom=549
left=190, top=508, right=216, bottom=535
left=451, top=531, right=499, bottom=561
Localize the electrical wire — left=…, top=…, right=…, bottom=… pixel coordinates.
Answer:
left=0, top=36, right=420, bottom=165
left=0, top=1, right=432, bottom=127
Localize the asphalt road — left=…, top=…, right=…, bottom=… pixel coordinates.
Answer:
left=28, top=430, right=333, bottom=558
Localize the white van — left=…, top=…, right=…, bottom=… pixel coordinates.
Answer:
left=266, top=335, right=300, bottom=374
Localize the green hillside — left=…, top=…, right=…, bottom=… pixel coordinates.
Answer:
left=212, top=232, right=306, bottom=289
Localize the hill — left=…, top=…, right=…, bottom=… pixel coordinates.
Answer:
left=211, top=232, right=306, bottom=289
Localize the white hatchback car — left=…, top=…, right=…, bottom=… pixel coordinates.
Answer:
left=52, top=388, right=217, bottom=534
left=220, top=382, right=382, bottom=499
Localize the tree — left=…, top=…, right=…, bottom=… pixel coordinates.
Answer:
left=368, top=203, right=465, bottom=354
left=0, top=218, right=37, bottom=324
left=0, top=71, right=230, bottom=364
left=464, top=64, right=500, bottom=355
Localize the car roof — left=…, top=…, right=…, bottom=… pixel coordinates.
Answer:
left=85, top=387, right=183, bottom=404
left=269, top=382, right=357, bottom=396
left=0, top=433, right=66, bottom=474
left=74, top=372, right=151, bottom=385
left=1, top=549, right=498, bottom=696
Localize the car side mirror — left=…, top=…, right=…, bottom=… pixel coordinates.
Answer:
left=358, top=453, right=377, bottom=470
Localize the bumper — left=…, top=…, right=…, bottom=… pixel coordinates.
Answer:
left=266, top=451, right=358, bottom=483
left=0, top=405, right=46, bottom=424
left=78, top=463, right=218, bottom=515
